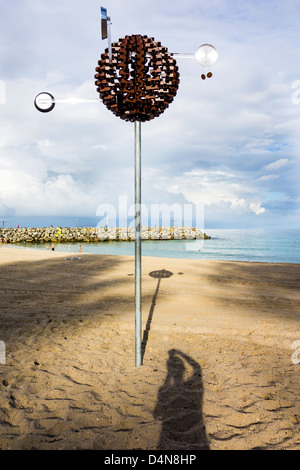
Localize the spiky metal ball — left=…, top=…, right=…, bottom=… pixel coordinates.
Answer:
left=95, top=34, right=180, bottom=122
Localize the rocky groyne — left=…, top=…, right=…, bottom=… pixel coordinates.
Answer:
left=0, top=227, right=210, bottom=244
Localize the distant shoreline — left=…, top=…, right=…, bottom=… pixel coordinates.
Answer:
left=2, top=228, right=299, bottom=264
left=1, top=244, right=299, bottom=266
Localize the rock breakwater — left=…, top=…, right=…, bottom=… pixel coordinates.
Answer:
left=0, top=227, right=210, bottom=244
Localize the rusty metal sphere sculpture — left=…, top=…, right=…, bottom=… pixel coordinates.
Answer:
left=95, top=34, right=180, bottom=122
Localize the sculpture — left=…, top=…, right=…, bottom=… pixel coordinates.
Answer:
left=95, top=34, right=180, bottom=122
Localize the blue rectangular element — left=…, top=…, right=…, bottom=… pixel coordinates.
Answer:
left=101, top=7, right=107, bottom=20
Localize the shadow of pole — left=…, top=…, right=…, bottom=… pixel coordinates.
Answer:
left=141, top=277, right=161, bottom=361
left=142, top=269, right=173, bottom=363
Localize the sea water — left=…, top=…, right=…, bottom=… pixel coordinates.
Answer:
left=6, top=219, right=300, bottom=263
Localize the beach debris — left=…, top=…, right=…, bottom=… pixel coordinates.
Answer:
left=291, top=415, right=299, bottom=425
left=9, top=395, right=17, bottom=408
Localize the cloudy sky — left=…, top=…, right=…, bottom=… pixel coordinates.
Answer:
left=0, top=0, right=299, bottom=228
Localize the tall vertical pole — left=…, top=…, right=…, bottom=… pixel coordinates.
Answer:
left=135, top=120, right=142, bottom=367
left=107, top=16, right=112, bottom=61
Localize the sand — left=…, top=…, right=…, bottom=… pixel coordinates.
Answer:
left=0, top=245, right=299, bottom=450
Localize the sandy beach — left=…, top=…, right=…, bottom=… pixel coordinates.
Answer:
left=0, top=246, right=299, bottom=450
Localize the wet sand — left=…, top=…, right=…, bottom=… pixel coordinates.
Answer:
left=0, top=246, right=299, bottom=450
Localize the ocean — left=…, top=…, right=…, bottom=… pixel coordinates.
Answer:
left=3, top=216, right=299, bottom=263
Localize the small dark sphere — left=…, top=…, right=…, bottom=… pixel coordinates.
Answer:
left=95, top=34, right=180, bottom=122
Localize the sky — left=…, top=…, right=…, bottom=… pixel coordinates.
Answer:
left=0, top=0, right=300, bottom=228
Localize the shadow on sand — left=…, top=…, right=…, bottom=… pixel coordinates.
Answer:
left=142, top=269, right=173, bottom=362
left=154, top=349, right=209, bottom=450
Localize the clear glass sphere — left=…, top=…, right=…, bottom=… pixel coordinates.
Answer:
left=195, top=44, right=218, bottom=67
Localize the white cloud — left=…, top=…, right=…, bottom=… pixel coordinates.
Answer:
left=263, top=158, right=290, bottom=171
left=249, top=202, right=266, bottom=215
left=256, top=174, right=280, bottom=182
left=0, top=168, right=97, bottom=216
left=91, top=144, right=108, bottom=151
left=154, top=167, right=267, bottom=218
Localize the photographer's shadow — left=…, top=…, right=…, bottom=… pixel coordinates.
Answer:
left=154, top=349, right=209, bottom=450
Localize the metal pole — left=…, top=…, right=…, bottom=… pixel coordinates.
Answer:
left=107, top=16, right=112, bottom=61
left=134, top=120, right=142, bottom=367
